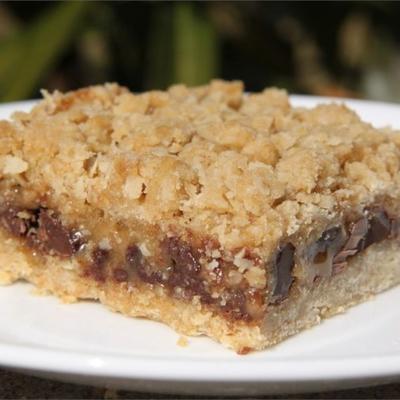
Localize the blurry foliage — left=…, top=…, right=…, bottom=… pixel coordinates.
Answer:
left=0, top=2, right=88, bottom=102
left=1, top=1, right=400, bottom=102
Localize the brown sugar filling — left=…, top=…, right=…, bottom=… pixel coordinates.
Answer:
left=1, top=201, right=399, bottom=323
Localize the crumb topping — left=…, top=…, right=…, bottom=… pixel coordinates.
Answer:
left=1, top=80, right=400, bottom=256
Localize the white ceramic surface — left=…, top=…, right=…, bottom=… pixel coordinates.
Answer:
left=0, top=97, right=400, bottom=395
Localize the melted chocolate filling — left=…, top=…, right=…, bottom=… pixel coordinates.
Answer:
left=313, top=227, right=343, bottom=262
left=270, top=209, right=400, bottom=304
left=113, top=268, right=129, bottom=282
left=0, top=204, right=83, bottom=257
left=364, top=211, right=391, bottom=249
left=332, top=210, right=394, bottom=275
left=271, top=243, right=295, bottom=304
left=1, top=202, right=399, bottom=321
left=89, top=247, right=109, bottom=281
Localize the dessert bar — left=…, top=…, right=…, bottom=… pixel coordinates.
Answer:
left=1, top=81, right=400, bottom=353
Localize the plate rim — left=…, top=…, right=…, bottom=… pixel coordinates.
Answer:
left=1, top=341, right=400, bottom=382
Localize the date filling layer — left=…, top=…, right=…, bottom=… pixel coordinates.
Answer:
left=1, top=201, right=399, bottom=323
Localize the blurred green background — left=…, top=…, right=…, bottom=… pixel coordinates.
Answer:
left=1, top=1, right=400, bottom=102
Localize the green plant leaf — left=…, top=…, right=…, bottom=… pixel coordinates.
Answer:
left=173, top=3, right=218, bottom=86
left=145, top=5, right=174, bottom=90
left=0, top=2, right=89, bottom=102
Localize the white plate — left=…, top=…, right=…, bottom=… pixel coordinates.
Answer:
left=1, top=97, right=400, bottom=395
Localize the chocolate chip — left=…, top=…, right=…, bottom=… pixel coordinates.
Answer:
left=154, top=237, right=214, bottom=301
left=113, top=268, right=128, bottom=282
left=163, top=237, right=204, bottom=290
left=271, top=242, right=295, bottom=304
left=332, top=211, right=391, bottom=275
left=126, top=244, right=163, bottom=284
left=37, top=209, right=77, bottom=257
left=304, top=226, right=347, bottom=280
left=0, top=204, right=84, bottom=257
left=364, top=210, right=391, bottom=248
left=89, top=247, right=109, bottom=282
left=222, top=289, right=249, bottom=321
left=313, top=227, right=343, bottom=263
left=332, top=217, right=368, bottom=274
left=322, top=227, right=340, bottom=241
left=92, top=247, right=109, bottom=267
left=0, top=206, right=30, bottom=237
left=126, top=245, right=143, bottom=267
left=165, top=237, right=201, bottom=275
left=334, top=217, right=369, bottom=262
left=391, top=218, right=400, bottom=238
